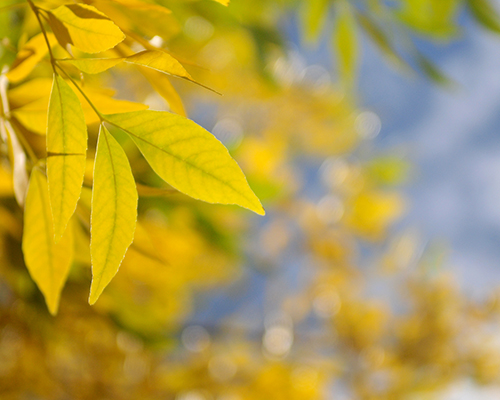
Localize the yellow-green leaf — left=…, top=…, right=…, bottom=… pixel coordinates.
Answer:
left=47, top=74, right=87, bottom=241
left=125, top=50, right=192, bottom=80
left=212, top=0, right=230, bottom=5
left=105, top=110, right=265, bottom=215
left=89, top=125, right=137, bottom=305
left=59, top=57, right=124, bottom=74
left=48, top=4, right=125, bottom=54
left=22, top=168, right=74, bottom=315
left=334, top=4, right=358, bottom=87
left=302, top=0, right=330, bottom=42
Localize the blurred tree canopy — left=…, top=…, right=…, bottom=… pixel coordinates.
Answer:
left=1, top=0, right=500, bottom=399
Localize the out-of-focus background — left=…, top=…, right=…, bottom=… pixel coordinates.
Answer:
left=2, top=0, right=500, bottom=399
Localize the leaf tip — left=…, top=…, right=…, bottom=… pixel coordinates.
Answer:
left=253, top=203, right=266, bottom=216
left=88, top=287, right=101, bottom=306
left=47, top=297, right=60, bottom=316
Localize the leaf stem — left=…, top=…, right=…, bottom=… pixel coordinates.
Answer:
left=54, top=63, right=106, bottom=122
left=27, top=0, right=56, bottom=74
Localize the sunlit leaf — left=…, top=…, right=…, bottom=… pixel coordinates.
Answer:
left=22, top=168, right=74, bottom=315
left=48, top=4, right=125, bottom=53
left=11, top=80, right=147, bottom=134
left=105, top=110, right=265, bottom=215
left=59, top=57, right=123, bottom=74
left=125, top=50, right=192, bottom=80
left=212, top=0, right=230, bottom=5
left=46, top=74, right=87, bottom=241
left=89, top=125, right=137, bottom=305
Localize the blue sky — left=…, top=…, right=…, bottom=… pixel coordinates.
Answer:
left=356, top=14, right=500, bottom=296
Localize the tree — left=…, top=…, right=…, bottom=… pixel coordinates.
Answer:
left=0, top=0, right=499, bottom=399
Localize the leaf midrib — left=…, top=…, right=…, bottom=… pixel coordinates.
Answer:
left=106, top=119, right=257, bottom=207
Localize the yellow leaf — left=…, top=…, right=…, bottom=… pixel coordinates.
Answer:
left=89, top=125, right=137, bottom=305
left=46, top=74, right=87, bottom=241
left=11, top=97, right=50, bottom=135
left=212, top=0, right=230, bottom=5
left=125, top=50, right=191, bottom=80
left=106, top=0, right=172, bottom=15
left=6, top=33, right=57, bottom=83
left=11, top=84, right=147, bottom=134
left=22, top=168, right=74, bottom=315
left=83, top=91, right=148, bottom=123
left=48, top=4, right=125, bottom=54
left=140, top=67, right=186, bottom=116
left=59, top=57, right=124, bottom=74
left=105, top=110, right=265, bottom=215
left=8, top=77, right=52, bottom=108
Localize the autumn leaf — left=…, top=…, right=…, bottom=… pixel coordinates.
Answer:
left=48, top=3, right=125, bottom=53
left=22, top=168, right=74, bottom=315
left=46, top=74, right=87, bottom=241
left=105, top=110, right=265, bottom=215
left=89, top=125, right=137, bottom=305
left=6, top=32, right=57, bottom=83
left=125, top=50, right=192, bottom=80
left=59, top=57, right=124, bottom=74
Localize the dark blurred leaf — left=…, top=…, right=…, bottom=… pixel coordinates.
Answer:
left=356, top=11, right=412, bottom=72
left=416, top=52, right=456, bottom=88
left=467, top=0, right=500, bottom=33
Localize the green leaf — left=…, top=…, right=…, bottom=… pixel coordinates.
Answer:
left=467, top=0, right=500, bottom=34
left=22, top=168, right=74, bottom=315
left=105, top=110, right=265, bottom=215
left=89, top=125, right=137, bottom=305
left=48, top=4, right=125, bottom=53
left=334, top=3, right=358, bottom=87
left=46, top=74, right=87, bottom=241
